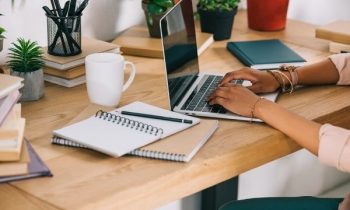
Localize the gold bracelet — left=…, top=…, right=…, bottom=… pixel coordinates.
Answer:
left=279, top=65, right=299, bottom=86
left=250, top=97, right=263, bottom=123
left=267, top=70, right=283, bottom=89
left=271, top=70, right=294, bottom=93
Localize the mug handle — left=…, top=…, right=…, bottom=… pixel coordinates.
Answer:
left=122, top=61, right=136, bottom=92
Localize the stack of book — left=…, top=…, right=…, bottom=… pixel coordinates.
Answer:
left=0, top=74, right=27, bottom=177
left=0, top=74, right=52, bottom=182
left=315, top=20, right=350, bottom=54
left=42, top=37, right=120, bottom=88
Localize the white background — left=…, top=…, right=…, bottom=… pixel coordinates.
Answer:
left=1, top=0, right=350, bottom=63
left=1, top=0, right=350, bottom=209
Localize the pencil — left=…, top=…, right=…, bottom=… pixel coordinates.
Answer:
left=120, top=111, right=193, bottom=124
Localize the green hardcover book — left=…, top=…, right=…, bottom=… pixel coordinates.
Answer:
left=226, top=39, right=306, bottom=69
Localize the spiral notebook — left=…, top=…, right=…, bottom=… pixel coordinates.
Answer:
left=53, top=101, right=200, bottom=158
left=53, top=118, right=218, bottom=162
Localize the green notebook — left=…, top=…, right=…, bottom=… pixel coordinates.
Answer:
left=227, top=39, right=306, bottom=69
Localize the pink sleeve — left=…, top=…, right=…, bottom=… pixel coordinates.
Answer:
left=329, top=53, right=350, bottom=85
left=318, top=124, right=350, bottom=173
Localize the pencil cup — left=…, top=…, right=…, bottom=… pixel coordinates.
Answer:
left=46, top=12, right=82, bottom=56
left=85, top=53, right=136, bottom=107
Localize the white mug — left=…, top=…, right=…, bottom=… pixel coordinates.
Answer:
left=85, top=53, right=136, bottom=107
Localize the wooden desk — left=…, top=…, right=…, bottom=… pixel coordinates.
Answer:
left=1, top=10, right=350, bottom=210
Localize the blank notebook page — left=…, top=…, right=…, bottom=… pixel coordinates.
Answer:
left=53, top=101, right=200, bottom=157
left=53, top=116, right=164, bottom=157
left=115, top=101, right=200, bottom=139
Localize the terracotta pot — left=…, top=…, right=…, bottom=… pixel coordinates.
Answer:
left=247, top=0, right=289, bottom=31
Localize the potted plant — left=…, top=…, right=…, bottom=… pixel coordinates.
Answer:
left=0, top=27, right=4, bottom=52
left=247, top=0, right=289, bottom=31
left=7, top=38, right=45, bottom=101
left=197, top=0, right=240, bottom=41
left=142, top=0, right=174, bottom=38
left=0, top=12, right=4, bottom=52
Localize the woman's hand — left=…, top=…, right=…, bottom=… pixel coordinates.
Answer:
left=207, top=83, right=260, bottom=117
left=220, top=68, right=280, bottom=93
left=339, top=194, right=350, bottom=210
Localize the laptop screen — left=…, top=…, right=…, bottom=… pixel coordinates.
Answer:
left=160, top=0, right=200, bottom=110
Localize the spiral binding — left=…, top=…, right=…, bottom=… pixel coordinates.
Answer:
left=52, top=136, right=88, bottom=148
left=95, top=110, right=163, bottom=136
left=129, top=149, right=186, bottom=162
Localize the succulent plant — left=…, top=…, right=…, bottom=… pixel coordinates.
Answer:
left=198, top=0, right=240, bottom=11
left=0, top=27, right=5, bottom=39
left=7, top=38, right=44, bottom=73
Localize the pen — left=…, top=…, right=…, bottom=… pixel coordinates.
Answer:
left=120, top=111, right=193, bottom=124
left=68, top=0, right=77, bottom=16
left=74, top=0, right=89, bottom=15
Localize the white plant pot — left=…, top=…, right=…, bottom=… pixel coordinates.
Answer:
left=11, top=69, right=45, bottom=101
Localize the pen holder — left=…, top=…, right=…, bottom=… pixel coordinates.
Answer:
left=46, top=12, right=82, bottom=56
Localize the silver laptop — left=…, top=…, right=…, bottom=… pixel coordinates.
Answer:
left=159, top=0, right=279, bottom=122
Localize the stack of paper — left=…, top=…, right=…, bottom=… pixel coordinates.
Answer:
left=42, top=37, right=120, bottom=88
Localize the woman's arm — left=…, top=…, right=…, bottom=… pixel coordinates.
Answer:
left=208, top=85, right=321, bottom=155
left=219, top=57, right=341, bottom=93
left=209, top=53, right=350, bottom=171
left=296, top=58, right=339, bottom=85
left=255, top=98, right=321, bottom=155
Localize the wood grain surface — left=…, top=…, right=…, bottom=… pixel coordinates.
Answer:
left=1, top=10, right=349, bottom=210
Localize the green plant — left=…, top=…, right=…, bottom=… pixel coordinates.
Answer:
left=7, top=38, right=44, bottom=73
left=144, top=0, right=174, bottom=15
left=0, top=27, right=5, bottom=39
left=198, top=0, right=240, bottom=11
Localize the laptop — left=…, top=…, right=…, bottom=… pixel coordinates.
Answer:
left=159, top=0, right=279, bottom=122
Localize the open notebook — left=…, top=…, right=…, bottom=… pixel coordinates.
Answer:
left=53, top=102, right=200, bottom=157
left=52, top=102, right=218, bottom=162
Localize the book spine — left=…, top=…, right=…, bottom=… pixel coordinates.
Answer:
left=128, top=149, right=186, bottom=162
left=44, top=65, right=85, bottom=79
left=44, top=74, right=86, bottom=88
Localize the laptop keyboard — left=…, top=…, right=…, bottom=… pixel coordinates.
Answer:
left=181, top=75, right=243, bottom=114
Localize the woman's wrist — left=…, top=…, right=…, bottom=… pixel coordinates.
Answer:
left=253, top=98, right=274, bottom=120
left=267, top=65, right=299, bottom=93
left=266, top=71, right=282, bottom=90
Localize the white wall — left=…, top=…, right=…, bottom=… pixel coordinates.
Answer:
left=0, top=0, right=145, bottom=63
left=1, top=0, right=349, bottom=210
left=287, top=0, right=350, bottom=25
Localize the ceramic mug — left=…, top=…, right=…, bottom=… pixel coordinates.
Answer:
left=85, top=53, right=136, bottom=107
